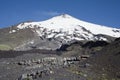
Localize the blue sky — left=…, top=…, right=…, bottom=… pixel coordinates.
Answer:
left=0, top=0, right=120, bottom=28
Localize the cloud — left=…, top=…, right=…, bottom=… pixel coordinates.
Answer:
left=42, top=11, right=61, bottom=16
left=29, top=11, right=62, bottom=21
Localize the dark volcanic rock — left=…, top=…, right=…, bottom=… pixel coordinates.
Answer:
left=82, top=41, right=109, bottom=48
left=88, top=38, right=120, bottom=79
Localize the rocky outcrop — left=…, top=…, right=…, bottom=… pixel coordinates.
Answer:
left=16, top=56, right=82, bottom=80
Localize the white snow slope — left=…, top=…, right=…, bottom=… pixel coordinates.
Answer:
left=16, top=14, right=120, bottom=41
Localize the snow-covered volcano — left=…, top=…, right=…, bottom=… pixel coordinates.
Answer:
left=16, top=14, right=120, bottom=38
left=8, top=14, right=120, bottom=50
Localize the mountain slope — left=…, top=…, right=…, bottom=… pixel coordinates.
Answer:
left=0, top=14, right=120, bottom=50
left=0, top=26, right=36, bottom=50
left=17, top=14, right=120, bottom=37
left=87, top=38, right=120, bottom=79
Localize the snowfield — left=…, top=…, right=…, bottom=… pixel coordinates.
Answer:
left=15, top=14, right=120, bottom=41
